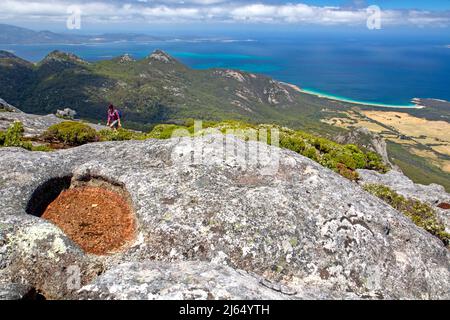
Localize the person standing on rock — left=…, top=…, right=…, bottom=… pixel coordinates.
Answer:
left=107, top=104, right=122, bottom=130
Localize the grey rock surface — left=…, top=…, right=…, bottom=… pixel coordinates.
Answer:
left=357, top=169, right=450, bottom=232
left=0, top=98, right=23, bottom=113
left=76, top=261, right=311, bottom=300
left=336, top=127, right=395, bottom=169
left=0, top=135, right=449, bottom=300
left=0, top=111, right=106, bottom=138
left=0, top=283, right=32, bottom=300
left=56, top=108, right=77, bottom=120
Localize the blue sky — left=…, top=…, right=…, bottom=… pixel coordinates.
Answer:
left=0, top=1, right=448, bottom=32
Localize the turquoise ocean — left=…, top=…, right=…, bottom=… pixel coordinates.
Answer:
left=2, top=30, right=449, bottom=107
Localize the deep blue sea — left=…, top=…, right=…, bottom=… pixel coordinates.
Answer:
left=2, top=30, right=450, bottom=106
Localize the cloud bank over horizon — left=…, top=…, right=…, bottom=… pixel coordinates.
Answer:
left=0, top=0, right=449, bottom=29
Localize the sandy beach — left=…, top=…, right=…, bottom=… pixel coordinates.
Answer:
left=297, top=87, right=424, bottom=109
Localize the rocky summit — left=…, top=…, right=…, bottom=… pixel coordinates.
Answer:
left=0, top=111, right=105, bottom=138
left=0, top=98, right=22, bottom=113
left=0, top=134, right=448, bottom=300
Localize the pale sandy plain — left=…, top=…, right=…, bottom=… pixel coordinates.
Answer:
left=323, top=110, right=450, bottom=173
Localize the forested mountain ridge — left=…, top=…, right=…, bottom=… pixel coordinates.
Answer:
left=1, top=49, right=449, bottom=190
left=0, top=49, right=347, bottom=133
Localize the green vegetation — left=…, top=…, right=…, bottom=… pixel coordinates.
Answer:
left=0, top=119, right=389, bottom=180
left=364, top=184, right=449, bottom=246
left=387, top=141, right=450, bottom=193
left=30, top=144, right=53, bottom=152
left=147, top=123, right=195, bottom=139
left=43, top=122, right=150, bottom=146
left=2, top=121, right=151, bottom=151
left=1, top=50, right=448, bottom=189
left=0, top=122, right=32, bottom=150
left=43, top=121, right=98, bottom=146
left=0, top=49, right=344, bottom=137
left=98, top=128, right=148, bottom=141
left=278, top=129, right=387, bottom=180
left=0, top=121, right=54, bottom=151
left=148, top=120, right=388, bottom=180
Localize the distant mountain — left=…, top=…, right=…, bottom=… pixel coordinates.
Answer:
left=1, top=48, right=449, bottom=190
left=0, top=23, right=161, bottom=44
left=0, top=49, right=347, bottom=134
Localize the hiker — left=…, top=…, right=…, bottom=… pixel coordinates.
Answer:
left=107, top=104, right=122, bottom=130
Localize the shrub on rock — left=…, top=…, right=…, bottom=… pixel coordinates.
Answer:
left=336, top=163, right=360, bottom=181
left=98, top=128, right=148, bottom=141
left=0, top=121, right=32, bottom=150
left=280, top=135, right=306, bottom=154
left=147, top=120, right=389, bottom=181
left=43, top=121, right=98, bottom=146
left=364, top=183, right=449, bottom=245
left=148, top=124, right=192, bottom=139
left=365, top=151, right=388, bottom=173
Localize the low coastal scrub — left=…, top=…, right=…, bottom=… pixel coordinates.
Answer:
left=0, top=122, right=53, bottom=152
left=4, top=119, right=387, bottom=181
left=30, top=145, right=54, bottom=152
left=43, top=122, right=149, bottom=146
left=0, top=122, right=32, bottom=150
left=43, top=121, right=98, bottom=146
left=148, top=120, right=388, bottom=180
left=147, top=124, right=194, bottom=139
left=278, top=129, right=387, bottom=180
left=98, top=128, right=148, bottom=141
left=364, top=183, right=449, bottom=245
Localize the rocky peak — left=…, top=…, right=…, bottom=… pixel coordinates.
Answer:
left=264, top=80, right=294, bottom=105
left=0, top=50, right=33, bottom=67
left=0, top=50, right=19, bottom=59
left=41, top=50, right=88, bottom=65
left=214, top=69, right=247, bottom=82
left=117, top=53, right=135, bottom=63
left=0, top=98, right=23, bottom=113
left=147, top=49, right=176, bottom=64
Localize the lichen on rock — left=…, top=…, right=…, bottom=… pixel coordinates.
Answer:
left=0, top=135, right=449, bottom=300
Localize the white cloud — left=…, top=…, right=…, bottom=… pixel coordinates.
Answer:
left=0, top=0, right=448, bottom=27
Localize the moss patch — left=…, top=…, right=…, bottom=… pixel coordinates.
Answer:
left=363, top=183, right=449, bottom=246
left=43, top=121, right=98, bottom=146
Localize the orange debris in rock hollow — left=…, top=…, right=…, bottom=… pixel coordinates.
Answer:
left=437, top=202, right=450, bottom=210
left=42, top=187, right=136, bottom=255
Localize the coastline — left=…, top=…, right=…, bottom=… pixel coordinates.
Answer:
left=0, top=45, right=437, bottom=110
left=296, top=87, right=424, bottom=109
